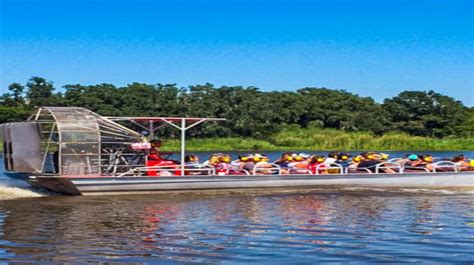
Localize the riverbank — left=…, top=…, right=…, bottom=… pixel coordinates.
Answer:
left=0, top=128, right=471, bottom=152
left=161, top=128, right=474, bottom=151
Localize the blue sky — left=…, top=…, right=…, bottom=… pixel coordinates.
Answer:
left=0, top=0, right=473, bottom=106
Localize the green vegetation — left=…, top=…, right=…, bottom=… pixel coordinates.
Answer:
left=0, top=77, right=473, bottom=151
left=161, top=126, right=474, bottom=151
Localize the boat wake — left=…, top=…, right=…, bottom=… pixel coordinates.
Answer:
left=398, top=188, right=474, bottom=195
left=0, top=175, right=47, bottom=200
left=339, top=186, right=474, bottom=195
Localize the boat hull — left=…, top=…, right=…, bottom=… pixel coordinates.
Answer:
left=30, top=172, right=474, bottom=195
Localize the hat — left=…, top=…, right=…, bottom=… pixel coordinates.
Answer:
left=338, top=153, right=351, bottom=160
left=253, top=153, right=264, bottom=162
left=292, top=153, right=303, bottom=161
left=421, top=155, right=433, bottom=162
left=361, top=152, right=376, bottom=160
left=311, top=155, right=325, bottom=163
left=408, top=154, right=418, bottom=161
left=353, top=155, right=364, bottom=162
left=220, top=155, right=231, bottom=163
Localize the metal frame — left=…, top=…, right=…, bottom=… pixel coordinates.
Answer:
left=431, top=161, right=459, bottom=173
left=24, top=107, right=227, bottom=177
left=253, top=163, right=282, bottom=175
left=106, top=116, right=226, bottom=176
left=30, top=107, right=143, bottom=175
left=315, top=163, right=343, bottom=175
left=116, top=164, right=217, bottom=177
left=375, top=162, right=402, bottom=174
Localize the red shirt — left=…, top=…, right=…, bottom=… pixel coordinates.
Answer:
left=308, top=163, right=326, bottom=174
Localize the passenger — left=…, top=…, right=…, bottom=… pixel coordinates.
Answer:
left=357, top=152, right=379, bottom=173
left=404, top=154, right=420, bottom=166
left=253, top=154, right=267, bottom=166
left=418, top=155, right=433, bottom=170
left=405, top=154, right=434, bottom=171
left=288, top=153, right=311, bottom=173
left=325, top=151, right=340, bottom=164
left=183, top=154, right=203, bottom=175
left=379, top=153, right=390, bottom=161
left=357, top=152, right=395, bottom=173
left=185, top=154, right=199, bottom=165
left=335, top=152, right=351, bottom=168
left=274, top=152, right=293, bottom=169
left=240, top=154, right=256, bottom=173
left=307, top=155, right=327, bottom=174
left=452, top=155, right=470, bottom=168
left=397, top=154, right=417, bottom=167
left=421, top=155, right=435, bottom=171
left=324, top=152, right=343, bottom=173
left=254, top=154, right=271, bottom=168
left=348, top=155, right=364, bottom=170
left=288, top=153, right=305, bottom=167
left=204, top=154, right=221, bottom=166
left=215, top=154, right=232, bottom=175
left=420, top=154, right=433, bottom=163
left=253, top=154, right=274, bottom=174
left=234, top=154, right=250, bottom=165
left=274, top=152, right=293, bottom=174
left=287, top=153, right=301, bottom=166
left=221, top=154, right=232, bottom=163
left=230, top=155, right=243, bottom=167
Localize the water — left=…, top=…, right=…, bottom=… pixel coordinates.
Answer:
left=0, top=151, right=473, bottom=263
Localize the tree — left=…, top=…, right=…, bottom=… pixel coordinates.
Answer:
left=382, top=90, right=468, bottom=137
left=0, top=105, right=30, bottom=123
left=64, top=83, right=122, bottom=115
left=8, top=83, right=25, bottom=104
left=295, top=88, right=387, bottom=133
left=26, top=77, right=56, bottom=106
left=454, top=108, right=474, bottom=137
left=1, top=77, right=471, bottom=139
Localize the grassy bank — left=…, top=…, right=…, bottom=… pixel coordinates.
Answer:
left=1, top=128, right=470, bottom=152
left=161, top=128, right=474, bottom=152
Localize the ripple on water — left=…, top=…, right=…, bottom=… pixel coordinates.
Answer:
left=0, top=188, right=473, bottom=263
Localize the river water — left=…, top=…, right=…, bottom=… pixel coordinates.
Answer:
left=0, top=151, right=473, bottom=263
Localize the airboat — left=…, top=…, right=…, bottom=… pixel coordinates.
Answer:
left=1, top=107, right=473, bottom=195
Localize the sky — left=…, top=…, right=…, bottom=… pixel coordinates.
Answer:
left=0, top=0, right=473, bottom=106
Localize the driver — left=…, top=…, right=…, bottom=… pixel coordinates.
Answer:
left=148, top=140, right=164, bottom=161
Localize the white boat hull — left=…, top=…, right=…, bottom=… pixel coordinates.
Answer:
left=30, top=172, right=474, bottom=195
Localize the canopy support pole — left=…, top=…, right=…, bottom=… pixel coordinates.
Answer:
left=181, top=119, right=186, bottom=176
left=149, top=121, right=155, bottom=140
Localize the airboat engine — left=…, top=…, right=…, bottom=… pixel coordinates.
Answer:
left=1, top=122, right=43, bottom=173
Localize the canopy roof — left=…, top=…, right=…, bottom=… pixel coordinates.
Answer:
left=106, top=116, right=226, bottom=122
left=32, top=107, right=142, bottom=142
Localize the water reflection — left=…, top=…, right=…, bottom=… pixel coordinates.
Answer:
left=0, top=191, right=473, bottom=263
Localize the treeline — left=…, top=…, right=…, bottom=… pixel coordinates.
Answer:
left=1, top=77, right=473, bottom=138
